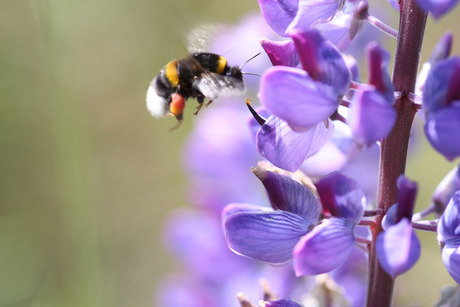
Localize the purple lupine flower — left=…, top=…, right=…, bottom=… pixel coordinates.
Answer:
left=258, top=0, right=365, bottom=50
left=257, top=0, right=301, bottom=37
left=300, top=120, right=380, bottom=201
left=248, top=107, right=335, bottom=172
left=376, top=176, right=421, bottom=278
left=414, top=0, right=459, bottom=19
left=366, top=42, right=394, bottom=102
left=348, top=90, right=396, bottom=146
left=416, top=32, right=453, bottom=96
left=260, top=66, right=341, bottom=131
left=260, top=29, right=350, bottom=133
left=437, top=191, right=460, bottom=284
left=299, top=121, right=356, bottom=178
left=223, top=167, right=321, bottom=263
left=293, top=172, right=366, bottom=275
left=348, top=42, right=396, bottom=146
left=313, top=0, right=367, bottom=51
left=290, top=29, right=351, bottom=95
left=422, top=56, right=460, bottom=160
left=260, top=39, right=300, bottom=67
left=258, top=0, right=343, bottom=37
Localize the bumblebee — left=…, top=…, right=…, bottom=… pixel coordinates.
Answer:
left=146, top=52, right=254, bottom=128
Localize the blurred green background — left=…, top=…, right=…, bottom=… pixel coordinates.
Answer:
left=0, top=0, right=459, bottom=306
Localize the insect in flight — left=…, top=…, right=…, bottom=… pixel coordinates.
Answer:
left=146, top=52, right=260, bottom=129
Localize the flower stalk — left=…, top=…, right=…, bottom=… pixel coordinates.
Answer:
left=366, top=0, right=427, bottom=305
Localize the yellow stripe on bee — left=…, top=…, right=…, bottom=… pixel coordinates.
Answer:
left=165, top=60, right=179, bottom=87
left=216, top=56, right=227, bottom=74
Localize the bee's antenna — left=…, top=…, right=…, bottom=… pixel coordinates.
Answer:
left=242, top=72, right=261, bottom=76
left=240, top=52, right=262, bottom=69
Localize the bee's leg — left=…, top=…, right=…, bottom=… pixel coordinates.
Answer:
left=205, top=99, right=214, bottom=107
left=194, top=103, right=204, bottom=115
left=166, top=112, right=183, bottom=131
left=169, top=118, right=183, bottom=131
left=194, top=96, right=205, bottom=116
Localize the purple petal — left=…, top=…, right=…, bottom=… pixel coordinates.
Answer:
left=414, top=0, right=459, bottom=19
left=288, top=29, right=351, bottom=94
left=415, top=31, right=453, bottom=96
left=248, top=105, right=270, bottom=143
left=258, top=0, right=299, bottom=36
left=437, top=191, right=460, bottom=245
left=344, top=54, right=360, bottom=83
left=293, top=218, right=356, bottom=275
left=381, top=204, right=398, bottom=230
left=440, top=246, right=460, bottom=284
left=382, top=177, right=418, bottom=230
left=260, top=38, right=299, bottom=67
left=260, top=66, right=340, bottom=131
left=423, top=57, right=460, bottom=115
left=287, top=0, right=341, bottom=33
left=367, top=42, right=395, bottom=103
left=252, top=167, right=321, bottom=223
left=416, top=32, right=453, bottom=96
left=300, top=141, right=348, bottom=176
left=424, top=105, right=460, bottom=161
left=429, top=32, right=453, bottom=65
left=376, top=218, right=421, bottom=278
left=395, top=175, right=418, bottom=221
left=222, top=203, right=270, bottom=221
left=224, top=210, right=312, bottom=263
left=257, top=116, right=334, bottom=171
left=263, top=299, right=303, bottom=307
left=313, top=11, right=360, bottom=52
left=315, top=172, right=365, bottom=223
left=348, top=89, right=397, bottom=146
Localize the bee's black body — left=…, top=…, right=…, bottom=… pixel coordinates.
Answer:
left=146, top=52, right=245, bottom=122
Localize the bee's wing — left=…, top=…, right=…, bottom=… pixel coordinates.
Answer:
left=186, top=24, right=224, bottom=53
left=146, top=77, right=169, bottom=118
left=193, top=73, right=245, bottom=101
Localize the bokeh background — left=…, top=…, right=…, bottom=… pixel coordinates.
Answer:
left=1, top=0, right=459, bottom=306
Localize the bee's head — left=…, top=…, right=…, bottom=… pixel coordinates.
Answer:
left=228, top=66, right=243, bottom=80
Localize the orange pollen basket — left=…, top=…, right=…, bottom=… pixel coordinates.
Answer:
left=169, top=93, right=185, bottom=116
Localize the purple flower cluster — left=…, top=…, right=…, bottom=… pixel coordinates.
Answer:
left=154, top=0, right=460, bottom=305
left=252, top=16, right=398, bottom=173
left=422, top=54, right=460, bottom=160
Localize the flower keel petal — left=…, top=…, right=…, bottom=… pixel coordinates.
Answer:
left=293, top=218, right=355, bottom=275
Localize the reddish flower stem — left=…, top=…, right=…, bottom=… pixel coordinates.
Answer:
left=411, top=220, right=438, bottom=232
left=366, top=14, right=399, bottom=38
left=366, top=0, right=427, bottom=305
